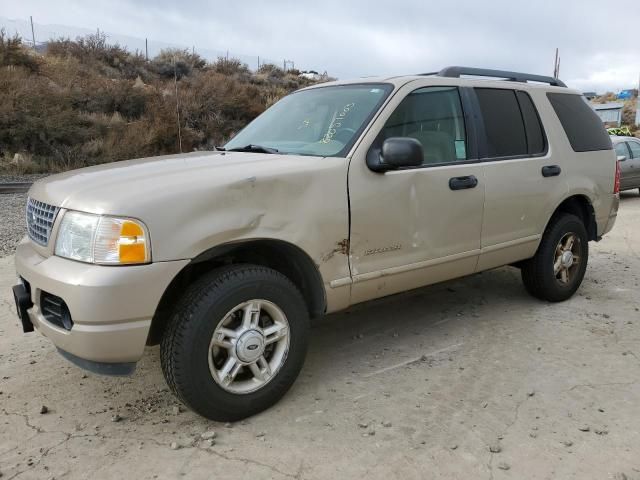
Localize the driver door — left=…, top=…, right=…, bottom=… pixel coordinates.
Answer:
left=347, top=81, right=485, bottom=305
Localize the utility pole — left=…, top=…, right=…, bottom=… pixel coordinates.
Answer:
left=173, top=55, right=183, bottom=153
left=636, top=73, right=640, bottom=127
left=257, top=56, right=260, bottom=70
left=29, top=16, right=36, bottom=50
left=553, top=48, right=561, bottom=79
left=145, top=38, right=148, bottom=61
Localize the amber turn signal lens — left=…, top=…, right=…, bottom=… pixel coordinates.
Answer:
left=118, top=220, right=148, bottom=264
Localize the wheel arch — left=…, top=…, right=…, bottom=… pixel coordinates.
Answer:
left=147, top=238, right=326, bottom=345
left=546, top=194, right=597, bottom=241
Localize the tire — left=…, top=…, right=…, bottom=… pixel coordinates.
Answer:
left=160, top=264, right=310, bottom=421
left=521, top=213, right=588, bottom=302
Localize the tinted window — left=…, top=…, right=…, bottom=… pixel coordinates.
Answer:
left=381, top=86, right=467, bottom=165
left=475, top=89, right=527, bottom=158
left=615, top=142, right=630, bottom=158
left=628, top=141, right=640, bottom=159
left=546, top=93, right=612, bottom=152
left=516, top=91, right=546, bottom=154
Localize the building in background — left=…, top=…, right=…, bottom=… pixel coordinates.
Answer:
left=590, top=102, right=624, bottom=127
left=617, top=90, right=634, bottom=100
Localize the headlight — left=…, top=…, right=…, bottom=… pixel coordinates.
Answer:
left=55, top=211, right=151, bottom=265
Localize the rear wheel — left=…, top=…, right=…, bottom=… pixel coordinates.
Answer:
left=160, top=265, right=309, bottom=421
left=521, top=213, right=588, bottom=302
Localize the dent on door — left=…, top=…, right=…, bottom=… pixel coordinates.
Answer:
left=347, top=164, right=485, bottom=304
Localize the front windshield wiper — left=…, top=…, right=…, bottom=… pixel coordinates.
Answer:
left=225, top=144, right=279, bottom=154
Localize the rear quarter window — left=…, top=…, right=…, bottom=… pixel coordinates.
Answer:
left=546, top=93, right=612, bottom=152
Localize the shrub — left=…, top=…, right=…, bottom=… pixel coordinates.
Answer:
left=257, top=63, right=285, bottom=78
left=47, top=33, right=148, bottom=80
left=211, top=57, right=250, bottom=77
left=0, top=29, right=40, bottom=72
left=152, top=48, right=206, bottom=79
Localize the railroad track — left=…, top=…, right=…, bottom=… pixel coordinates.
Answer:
left=0, top=182, right=32, bottom=194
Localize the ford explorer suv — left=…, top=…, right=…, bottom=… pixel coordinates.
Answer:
left=12, top=67, right=620, bottom=421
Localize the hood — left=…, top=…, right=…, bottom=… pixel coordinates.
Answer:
left=29, top=150, right=323, bottom=216
left=26, top=149, right=351, bottom=266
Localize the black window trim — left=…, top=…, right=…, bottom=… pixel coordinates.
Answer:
left=470, top=87, right=550, bottom=162
left=516, top=90, right=548, bottom=156
left=368, top=85, right=482, bottom=172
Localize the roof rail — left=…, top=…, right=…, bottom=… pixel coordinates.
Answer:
left=434, top=66, right=567, bottom=88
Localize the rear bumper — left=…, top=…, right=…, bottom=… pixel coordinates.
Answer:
left=14, top=239, right=188, bottom=366
left=601, top=194, right=619, bottom=237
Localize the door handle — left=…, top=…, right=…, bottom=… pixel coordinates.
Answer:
left=449, top=175, right=478, bottom=190
left=542, top=165, right=561, bottom=177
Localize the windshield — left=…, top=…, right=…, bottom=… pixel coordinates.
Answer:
left=224, top=84, right=393, bottom=157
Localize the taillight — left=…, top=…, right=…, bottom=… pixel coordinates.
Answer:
left=614, top=160, right=621, bottom=194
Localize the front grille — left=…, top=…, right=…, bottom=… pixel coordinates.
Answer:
left=40, top=292, right=73, bottom=331
left=26, top=198, right=59, bottom=246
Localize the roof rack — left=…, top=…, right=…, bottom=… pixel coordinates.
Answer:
left=423, top=66, right=567, bottom=88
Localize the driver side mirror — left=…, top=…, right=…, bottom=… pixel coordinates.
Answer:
left=367, top=137, right=424, bottom=173
left=617, top=155, right=627, bottom=162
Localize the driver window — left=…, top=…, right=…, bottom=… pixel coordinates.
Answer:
left=381, top=86, right=467, bottom=165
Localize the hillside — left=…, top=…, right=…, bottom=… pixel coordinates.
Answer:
left=0, top=30, right=323, bottom=173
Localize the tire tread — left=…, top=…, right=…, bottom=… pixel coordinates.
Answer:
left=521, top=213, right=588, bottom=302
left=160, top=264, right=308, bottom=420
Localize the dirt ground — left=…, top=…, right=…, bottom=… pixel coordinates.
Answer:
left=1, top=193, right=639, bottom=480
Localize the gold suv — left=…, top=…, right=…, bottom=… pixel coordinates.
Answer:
left=12, top=67, right=620, bottom=420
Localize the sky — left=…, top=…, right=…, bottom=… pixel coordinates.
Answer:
left=1, top=0, right=639, bottom=92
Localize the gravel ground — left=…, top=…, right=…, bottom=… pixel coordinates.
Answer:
left=0, top=193, right=27, bottom=257
left=0, top=175, right=49, bottom=258
left=0, top=192, right=639, bottom=479
left=0, top=174, right=49, bottom=184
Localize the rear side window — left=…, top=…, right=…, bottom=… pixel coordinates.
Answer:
left=546, top=93, right=612, bottom=152
left=516, top=91, right=546, bottom=154
left=475, top=89, right=527, bottom=158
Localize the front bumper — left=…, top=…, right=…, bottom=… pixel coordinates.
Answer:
left=14, top=239, right=188, bottom=369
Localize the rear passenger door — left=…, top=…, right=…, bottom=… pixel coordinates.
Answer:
left=474, top=88, right=566, bottom=271
left=626, top=140, right=640, bottom=187
left=615, top=142, right=634, bottom=190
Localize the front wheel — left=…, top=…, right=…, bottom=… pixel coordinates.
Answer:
left=160, top=265, right=310, bottom=421
left=521, top=213, right=588, bottom=302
